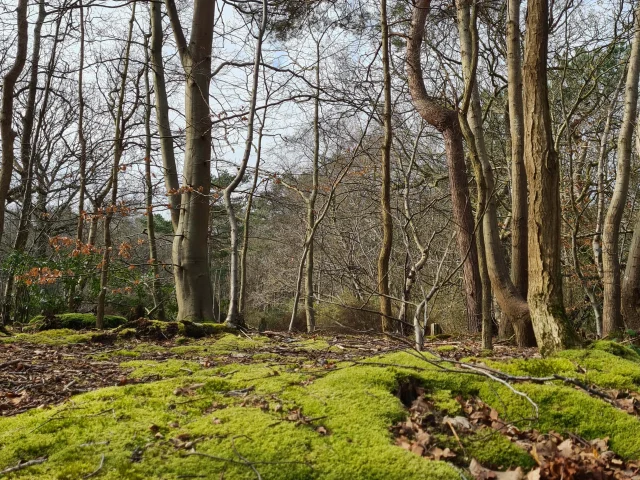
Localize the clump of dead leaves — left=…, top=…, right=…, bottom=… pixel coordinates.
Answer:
left=391, top=388, right=640, bottom=479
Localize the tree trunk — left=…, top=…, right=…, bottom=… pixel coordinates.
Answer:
left=239, top=111, right=266, bottom=315
left=223, top=0, right=266, bottom=327
left=406, top=0, right=482, bottom=333
left=378, top=0, right=394, bottom=332
left=1, top=0, right=46, bottom=325
left=507, top=0, right=528, bottom=300
left=456, top=0, right=535, bottom=346
left=0, top=0, right=28, bottom=246
left=603, top=4, right=640, bottom=336
left=165, top=0, right=216, bottom=321
left=96, top=4, right=136, bottom=329
left=144, top=33, right=165, bottom=320
left=522, top=0, right=580, bottom=353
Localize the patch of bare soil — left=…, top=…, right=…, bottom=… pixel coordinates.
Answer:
left=0, top=342, right=136, bottom=417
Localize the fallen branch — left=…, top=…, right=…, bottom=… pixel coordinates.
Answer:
left=0, top=457, right=47, bottom=476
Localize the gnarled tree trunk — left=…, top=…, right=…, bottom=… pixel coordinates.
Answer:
left=522, top=0, right=580, bottom=353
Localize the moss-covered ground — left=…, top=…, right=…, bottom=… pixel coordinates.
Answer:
left=2, top=332, right=640, bottom=479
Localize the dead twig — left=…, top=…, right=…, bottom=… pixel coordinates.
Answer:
left=0, top=457, right=48, bottom=476
left=82, top=454, right=105, bottom=479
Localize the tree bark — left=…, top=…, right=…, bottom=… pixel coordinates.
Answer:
left=507, top=0, right=528, bottom=299
left=405, top=0, right=482, bottom=333
left=165, top=0, right=216, bottom=321
left=603, top=3, right=640, bottom=336
left=150, top=0, right=180, bottom=232
left=522, top=0, right=580, bottom=353
left=0, top=0, right=29, bottom=246
left=456, top=0, right=535, bottom=346
left=378, top=0, right=394, bottom=332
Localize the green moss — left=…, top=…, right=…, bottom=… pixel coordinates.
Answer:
left=4, top=341, right=640, bottom=479
left=0, top=358, right=459, bottom=479
left=1, top=329, right=98, bottom=345
left=464, top=430, right=535, bottom=470
left=435, top=345, right=457, bottom=353
left=590, top=340, right=640, bottom=362
left=121, top=359, right=203, bottom=379
left=29, top=313, right=127, bottom=330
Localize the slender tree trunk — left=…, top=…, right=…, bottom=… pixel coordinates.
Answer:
left=602, top=4, right=640, bottom=336
left=96, top=4, right=136, bottom=329
left=223, top=0, right=267, bottom=326
left=405, top=0, right=482, bottom=334
left=0, top=0, right=28, bottom=246
left=593, top=75, right=624, bottom=286
left=76, top=0, right=88, bottom=244
left=378, top=0, right=394, bottom=332
left=456, top=0, right=534, bottom=346
left=144, top=33, right=165, bottom=320
left=151, top=1, right=181, bottom=231
left=522, top=0, right=580, bottom=353
left=165, top=0, right=216, bottom=321
left=239, top=111, right=266, bottom=315
left=507, top=0, right=528, bottom=299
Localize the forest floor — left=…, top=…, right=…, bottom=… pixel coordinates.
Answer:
left=2, top=326, right=640, bottom=479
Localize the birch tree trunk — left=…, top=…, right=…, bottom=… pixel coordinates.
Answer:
left=603, top=3, right=640, bottom=335
left=522, top=0, right=580, bottom=353
left=164, top=0, right=216, bottom=321
left=239, top=110, right=266, bottom=315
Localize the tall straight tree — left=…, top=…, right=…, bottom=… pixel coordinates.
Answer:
left=522, top=0, right=579, bottom=353
left=379, top=0, right=394, bottom=332
left=507, top=0, right=527, bottom=299
left=164, top=0, right=216, bottom=321
left=603, top=2, right=640, bottom=335
left=406, top=0, right=482, bottom=333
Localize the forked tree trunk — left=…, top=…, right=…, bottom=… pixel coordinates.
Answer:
left=455, top=0, right=535, bottom=347
left=406, top=0, right=482, bottom=333
left=165, top=0, right=216, bottom=321
left=603, top=4, right=640, bottom=335
left=522, top=0, right=580, bottom=353
left=150, top=0, right=180, bottom=232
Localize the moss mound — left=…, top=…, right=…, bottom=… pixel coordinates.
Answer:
left=3, top=338, right=640, bottom=478
left=29, top=313, right=127, bottom=331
